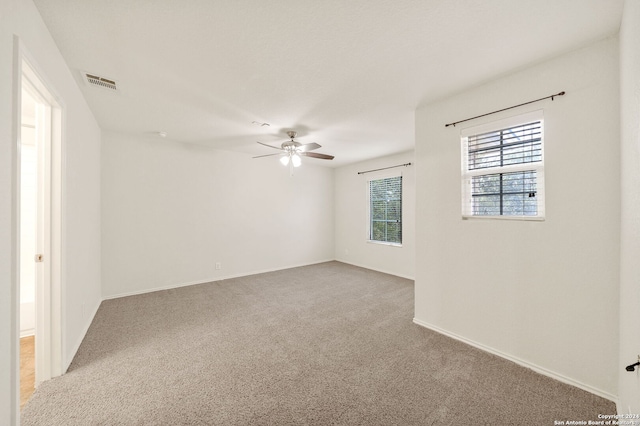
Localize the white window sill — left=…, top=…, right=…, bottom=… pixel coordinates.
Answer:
left=462, top=215, right=545, bottom=222
left=367, top=240, right=403, bottom=247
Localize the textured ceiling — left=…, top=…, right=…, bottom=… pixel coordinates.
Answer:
left=33, top=0, right=623, bottom=167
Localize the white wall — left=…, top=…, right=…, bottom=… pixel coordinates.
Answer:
left=414, top=38, right=620, bottom=399
left=334, top=151, right=415, bottom=279
left=101, top=132, right=334, bottom=298
left=618, top=0, right=640, bottom=414
left=0, top=0, right=102, bottom=423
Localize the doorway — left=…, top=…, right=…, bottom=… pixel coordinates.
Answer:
left=18, top=59, right=63, bottom=408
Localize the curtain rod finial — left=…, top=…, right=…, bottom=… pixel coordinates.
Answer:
left=552, top=91, right=566, bottom=101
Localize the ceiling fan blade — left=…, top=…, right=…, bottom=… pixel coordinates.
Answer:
left=301, top=152, right=334, bottom=160
left=298, top=142, right=321, bottom=152
left=257, top=141, right=283, bottom=151
left=253, top=153, right=283, bottom=158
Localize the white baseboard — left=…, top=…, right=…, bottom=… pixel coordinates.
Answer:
left=102, top=259, right=337, bottom=301
left=335, top=259, right=414, bottom=281
left=20, top=329, right=34, bottom=338
left=64, top=299, right=101, bottom=373
left=412, top=317, right=618, bottom=403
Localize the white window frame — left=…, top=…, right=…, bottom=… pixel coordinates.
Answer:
left=461, top=110, right=545, bottom=220
left=366, top=171, right=403, bottom=247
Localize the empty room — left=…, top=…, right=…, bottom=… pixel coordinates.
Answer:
left=1, top=0, right=640, bottom=425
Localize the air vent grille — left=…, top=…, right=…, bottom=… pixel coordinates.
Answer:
left=84, top=73, right=118, bottom=91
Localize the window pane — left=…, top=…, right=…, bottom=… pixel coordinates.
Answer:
left=369, top=176, right=402, bottom=243
left=472, top=174, right=501, bottom=195
left=371, top=200, right=387, bottom=220
left=468, top=121, right=542, bottom=171
left=371, top=221, right=386, bottom=241
left=463, top=115, right=543, bottom=219
left=386, top=201, right=401, bottom=220
left=503, top=194, right=537, bottom=216
left=471, top=171, right=537, bottom=216
left=370, top=180, right=386, bottom=199
left=386, top=222, right=401, bottom=243
left=472, top=195, right=501, bottom=216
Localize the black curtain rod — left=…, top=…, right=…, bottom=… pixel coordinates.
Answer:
left=357, top=163, right=412, bottom=175
left=444, top=91, right=565, bottom=128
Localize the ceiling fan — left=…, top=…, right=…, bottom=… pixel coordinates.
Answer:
left=253, top=131, right=334, bottom=173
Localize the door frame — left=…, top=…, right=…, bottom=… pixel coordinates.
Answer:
left=13, top=40, right=64, bottom=417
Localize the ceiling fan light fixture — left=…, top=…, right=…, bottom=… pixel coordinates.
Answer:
left=253, top=130, right=334, bottom=174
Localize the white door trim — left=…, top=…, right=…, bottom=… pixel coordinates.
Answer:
left=16, top=43, right=64, bottom=399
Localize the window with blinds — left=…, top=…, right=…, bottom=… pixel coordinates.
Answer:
left=369, top=176, right=402, bottom=244
left=461, top=111, right=545, bottom=219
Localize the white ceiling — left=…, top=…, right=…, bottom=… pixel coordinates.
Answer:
left=33, top=0, right=623, bottom=167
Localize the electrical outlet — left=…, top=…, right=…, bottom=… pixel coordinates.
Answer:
left=215, top=262, right=221, bottom=270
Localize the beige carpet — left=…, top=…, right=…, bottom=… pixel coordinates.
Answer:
left=21, top=261, right=614, bottom=425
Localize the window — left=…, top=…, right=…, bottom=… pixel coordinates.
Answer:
left=369, top=175, right=402, bottom=244
left=461, top=111, right=544, bottom=219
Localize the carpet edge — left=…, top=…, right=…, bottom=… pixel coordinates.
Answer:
left=64, top=299, right=101, bottom=372
left=412, top=317, right=618, bottom=403
left=335, top=259, right=415, bottom=281
left=101, top=259, right=336, bottom=301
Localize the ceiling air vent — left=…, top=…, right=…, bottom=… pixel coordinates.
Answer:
left=84, top=73, right=118, bottom=91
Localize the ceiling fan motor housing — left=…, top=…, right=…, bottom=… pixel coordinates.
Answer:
left=281, top=141, right=301, bottom=151
left=254, top=129, right=334, bottom=161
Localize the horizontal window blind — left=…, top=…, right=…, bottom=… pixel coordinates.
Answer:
left=461, top=112, right=544, bottom=219
left=467, top=121, right=542, bottom=170
left=369, top=176, right=402, bottom=244
left=471, top=171, right=537, bottom=216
